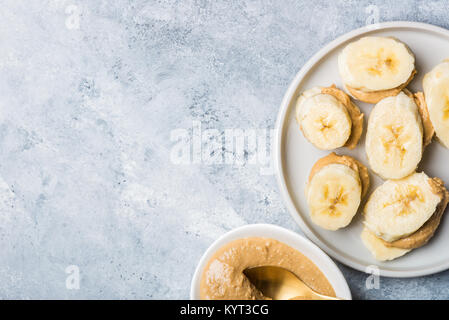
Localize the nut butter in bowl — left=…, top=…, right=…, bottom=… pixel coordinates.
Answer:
left=190, top=224, right=351, bottom=300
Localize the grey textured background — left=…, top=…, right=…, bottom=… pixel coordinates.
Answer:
left=1, top=0, right=449, bottom=300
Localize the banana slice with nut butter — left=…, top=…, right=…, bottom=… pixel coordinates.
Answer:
left=306, top=153, right=370, bottom=231
left=338, top=36, right=416, bottom=104
left=362, top=172, right=449, bottom=261
left=423, top=60, right=449, bottom=149
left=296, top=85, right=364, bottom=150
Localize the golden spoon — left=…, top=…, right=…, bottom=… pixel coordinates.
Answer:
left=243, top=266, right=342, bottom=300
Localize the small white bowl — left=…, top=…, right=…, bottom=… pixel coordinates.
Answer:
left=190, top=224, right=352, bottom=300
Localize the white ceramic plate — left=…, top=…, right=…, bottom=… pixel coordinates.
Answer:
left=190, top=224, right=351, bottom=299
left=275, top=21, right=449, bottom=278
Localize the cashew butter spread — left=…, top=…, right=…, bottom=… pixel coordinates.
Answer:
left=200, top=237, right=335, bottom=300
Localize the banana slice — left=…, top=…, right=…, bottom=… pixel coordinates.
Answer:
left=296, top=86, right=363, bottom=150
left=322, top=85, right=364, bottom=149
left=361, top=227, right=410, bottom=261
left=423, top=60, right=449, bottom=148
left=381, top=177, right=449, bottom=250
left=296, top=88, right=351, bottom=150
left=365, top=92, right=423, bottom=179
left=338, top=37, right=415, bottom=103
left=364, top=172, right=443, bottom=242
left=339, top=37, right=415, bottom=91
left=306, top=154, right=367, bottom=230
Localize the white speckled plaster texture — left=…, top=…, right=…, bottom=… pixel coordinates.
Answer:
left=1, top=0, right=449, bottom=299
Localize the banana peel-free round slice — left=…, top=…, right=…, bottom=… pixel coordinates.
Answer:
left=296, top=86, right=364, bottom=150
left=363, top=172, right=444, bottom=243
left=381, top=177, right=449, bottom=250
left=365, top=91, right=423, bottom=180
left=423, top=60, right=449, bottom=149
left=338, top=36, right=416, bottom=104
left=306, top=153, right=370, bottom=231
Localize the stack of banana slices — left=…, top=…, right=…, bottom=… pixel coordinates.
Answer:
left=362, top=172, right=449, bottom=261
left=297, top=36, right=449, bottom=261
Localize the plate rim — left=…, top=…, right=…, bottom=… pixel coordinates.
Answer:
left=190, top=223, right=352, bottom=299
left=274, top=21, right=449, bottom=278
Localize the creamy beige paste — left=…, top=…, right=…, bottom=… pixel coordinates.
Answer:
left=346, top=69, right=417, bottom=104
left=200, top=237, right=335, bottom=300
left=412, top=91, right=434, bottom=147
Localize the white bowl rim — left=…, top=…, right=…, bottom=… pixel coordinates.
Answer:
left=190, top=223, right=352, bottom=300
left=274, top=21, right=449, bottom=278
